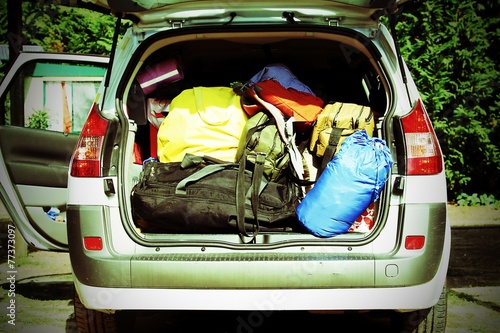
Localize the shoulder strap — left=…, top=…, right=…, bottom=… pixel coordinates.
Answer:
left=237, top=150, right=266, bottom=243
left=317, top=127, right=345, bottom=178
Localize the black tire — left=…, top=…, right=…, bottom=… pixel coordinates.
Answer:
left=391, top=285, right=447, bottom=333
left=74, top=288, right=135, bottom=333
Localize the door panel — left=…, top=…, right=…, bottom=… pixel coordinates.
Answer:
left=0, top=126, right=78, bottom=187
left=0, top=127, right=77, bottom=247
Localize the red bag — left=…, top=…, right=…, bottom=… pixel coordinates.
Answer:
left=349, top=203, right=375, bottom=233
left=252, top=80, right=324, bottom=129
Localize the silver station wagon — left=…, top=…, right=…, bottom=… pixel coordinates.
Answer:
left=0, top=1, right=450, bottom=332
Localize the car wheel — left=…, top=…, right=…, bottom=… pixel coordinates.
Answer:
left=391, top=285, right=447, bottom=333
left=74, top=287, right=135, bottom=333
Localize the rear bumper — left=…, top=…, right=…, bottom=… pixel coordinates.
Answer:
left=74, top=269, right=448, bottom=312
left=68, top=202, right=450, bottom=311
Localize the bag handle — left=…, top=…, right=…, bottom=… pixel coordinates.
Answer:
left=175, top=152, right=266, bottom=243
left=175, top=163, right=235, bottom=194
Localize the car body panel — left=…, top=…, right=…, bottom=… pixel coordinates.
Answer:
left=82, top=0, right=410, bottom=33
left=84, top=0, right=400, bottom=13
left=74, top=215, right=450, bottom=312
left=75, top=265, right=448, bottom=311
left=69, top=201, right=448, bottom=303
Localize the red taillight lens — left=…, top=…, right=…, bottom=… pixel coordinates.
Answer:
left=405, top=235, right=425, bottom=250
left=70, top=103, right=108, bottom=177
left=83, top=237, right=103, bottom=251
left=400, top=100, right=443, bottom=175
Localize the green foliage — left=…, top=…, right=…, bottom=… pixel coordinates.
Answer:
left=390, top=0, right=500, bottom=201
left=0, top=1, right=131, bottom=98
left=456, top=193, right=499, bottom=207
left=21, top=2, right=130, bottom=54
left=27, top=109, right=49, bottom=130
left=0, top=1, right=130, bottom=55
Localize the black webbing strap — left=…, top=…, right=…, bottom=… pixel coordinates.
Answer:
left=237, top=151, right=266, bottom=243
left=317, top=127, right=345, bottom=178
left=236, top=118, right=272, bottom=243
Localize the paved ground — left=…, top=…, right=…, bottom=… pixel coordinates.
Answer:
left=446, top=204, right=500, bottom=312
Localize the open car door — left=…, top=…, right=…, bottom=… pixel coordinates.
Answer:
left=0, top=52, right=108, bottom=251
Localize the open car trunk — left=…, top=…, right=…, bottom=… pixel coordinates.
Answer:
left=120, top=26, right=391, bottom=244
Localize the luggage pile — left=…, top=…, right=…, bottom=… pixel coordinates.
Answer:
left=131, top=62, right=393, bottom=240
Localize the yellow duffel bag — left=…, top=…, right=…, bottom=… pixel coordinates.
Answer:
left=157, top=86, right=248, bottom=163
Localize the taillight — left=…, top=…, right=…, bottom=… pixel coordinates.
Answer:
left=70, top=103, right=108, bottom=177
left=400, top=100, right=443, bottom=175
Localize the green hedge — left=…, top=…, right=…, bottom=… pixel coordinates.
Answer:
left=391, top=0, right=500, bottom=202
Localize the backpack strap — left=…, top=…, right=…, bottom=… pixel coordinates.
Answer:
left=317, top=127, right=345, bottom=178
left=237, top=150, right=267, bottom=243
left=236, top=121, right=275, bottom=243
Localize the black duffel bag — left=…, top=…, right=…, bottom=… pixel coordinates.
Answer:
left=131, top=154, right=299, bottom=240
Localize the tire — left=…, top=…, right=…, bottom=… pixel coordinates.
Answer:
left=391, top=285, right=447, bottom=333
left=74, top=287, right=135, bottom=333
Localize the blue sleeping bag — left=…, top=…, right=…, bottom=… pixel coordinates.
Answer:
left=296, top=130, right=393, bottom=237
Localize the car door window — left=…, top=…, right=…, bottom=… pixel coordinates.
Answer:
left=1, top=61, right=105, bottom=133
